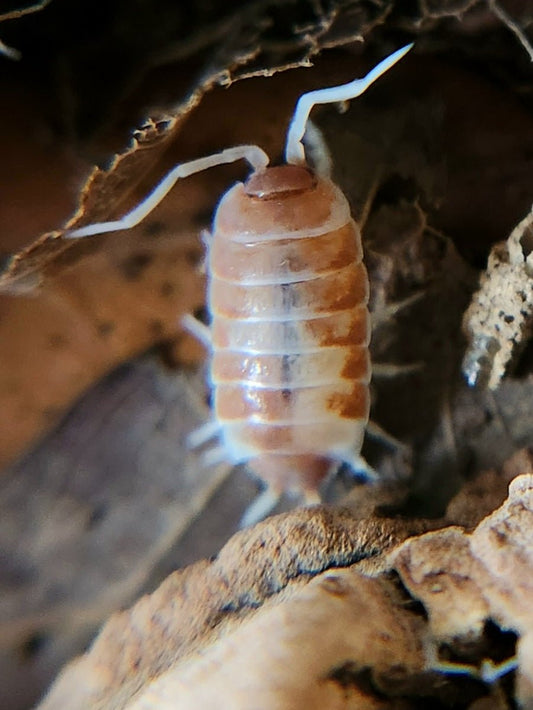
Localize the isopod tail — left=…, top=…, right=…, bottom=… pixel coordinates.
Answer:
left=285, top=43, right=414, bottom=166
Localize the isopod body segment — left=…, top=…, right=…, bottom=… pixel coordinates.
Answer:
left=209, top=165, right=371, bottom=496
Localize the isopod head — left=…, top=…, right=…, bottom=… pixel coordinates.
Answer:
left=244, top=165, right=317, bottom=199
left=212, top=166, right=353, bottom=246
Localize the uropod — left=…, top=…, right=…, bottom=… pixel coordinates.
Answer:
left=68, top=44, right=413, bottom=525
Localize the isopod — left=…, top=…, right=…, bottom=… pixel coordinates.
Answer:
left=67, top=43, right=413, bottom=524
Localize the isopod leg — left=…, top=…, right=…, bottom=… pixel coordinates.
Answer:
left=193, top=229, right=213, bottom=275
left=200, top=229, right=212, bottom=249
left=371, top=290, right=424, bottom=332
left=181, top=313, right=211, bottom=350
left=344, top=453, right=378, bottom=481
left=240, top=487, right=281, bottom=528
left=302, top=489, right=322, bottom=507
left=201, top=445, right=230, bottom=468
left=372, top=362, right=423, bottom=378
left=187, top=419, right=221, bottom=449
left=366, top=419, right=408, bottom=452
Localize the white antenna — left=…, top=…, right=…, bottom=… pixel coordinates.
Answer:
left=66, top=145, right=269, bottom=239
left=285, top=43, right=414, bottom=166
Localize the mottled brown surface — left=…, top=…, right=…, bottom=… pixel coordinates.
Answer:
left=0, top=230, right=205, bottom=468
left=38, top=505, right=428, bottom=710
left=37, top=474, right=533, bottom=709
left=122, top=572, right=424, bottom=710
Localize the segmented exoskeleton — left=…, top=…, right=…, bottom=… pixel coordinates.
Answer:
left=67, top=44, right=413, bottom=524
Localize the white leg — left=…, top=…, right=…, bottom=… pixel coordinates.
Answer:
left=240, top=487, right=281, bottom=528
left=344, top=453, right=378, bottom=481
left=200, top=229, right=212, bottom=249
left=285, top=44, right=413, bottom=165
left=65, top=145, right=269, bottom=239
left=0, top=38, right=21, bottom=60
left=181, top=313, right=211, bottom=350
left=187, top=419, right=221, bottom=449
left=380, top=291, right=424, bottom=318
left=372, top=362, right=423, bottom=378
left=302, top=490, right=322, bottom=507
left=201, top=445, right=230, bottom=468
left=371, top=290, right=424, bottom=331
left=366, top=419, right=408, bottom=452
left=196, top=229, right=212, bottom=274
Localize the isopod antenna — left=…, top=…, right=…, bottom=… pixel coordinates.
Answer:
left=66, top=145, right=269, bottom=239
left=285, top=43, right=414, bottom=166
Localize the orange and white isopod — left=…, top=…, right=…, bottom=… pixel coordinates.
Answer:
left=67, top=44, right=413, bottom=524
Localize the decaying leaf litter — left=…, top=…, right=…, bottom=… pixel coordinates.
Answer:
left=1, top=0, right=533, bottom=708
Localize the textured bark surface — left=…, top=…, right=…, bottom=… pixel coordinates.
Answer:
left=38, top=473, right=533, bottom=709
